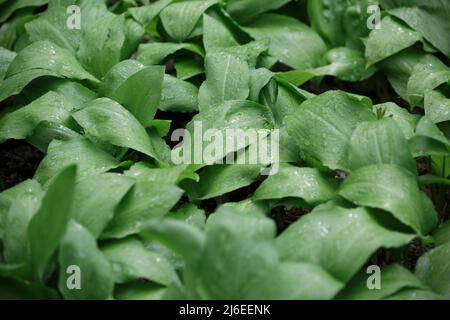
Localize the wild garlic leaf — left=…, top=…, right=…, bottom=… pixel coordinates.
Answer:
left=170, top=204, right=206, bottom=230
left=187, top=164, right=262, bottom=200
left=379, top=0, right=450, bottom=57
left=406, top=55, right=450, bottom=107
left=277, top=203, right=414, bottom=283
left=0, top=180, right=41, bottom=240
left=72, top=173, right=134, bottom=238
left=433, top=221, right=450, bottom=247
left=58, top=220, right=115, bottom=300
left=160, top=0, right=217, bottom=42
left=285, top=91, right=376, bottom=171
left=278, top=47, right=375, bottom=85
left=225, top=0, right=291, bottom=23
left=339, top=164, right=438, bottom=236
left=102, top=181, right=183, bottom=239
left=72, top=98, right=165, bottom=161
left=365, top=16, right=421, bottom=67
left=98, top=59, right=145, bottom=97
left=0, top=0, right=48, bottom=23
left=160, top=74, right=199, bottom=113
left=0, top=47, right=16, bottom=81
left=0, top=40, right=98, bottom=102
left=112, top=66, right=165, bottom=126
left=6, top=40, right=98, bottom=82
left=124, top=162, right=198, bottom=185
left=409, top=116, right=450, bottom=157
left=24, top=0, right=105, bottom=52
left=425, top=90, right=450, bottom=124
left=337, top=264, right=427, bottom=300
left=244, top=14, right=327, bottom=69
left=0, top=92, right=74, bottom=143
left=23, top=78, right=97, bottom=110
left=198, top=52, right=249, bottom=111
left=101, top=237, right=178, bottom=286
left=77, top=13, right=126, bottom=79
left=137, top=42, right=204, bottom=66
left=128, top=0, right=172, bottom=26
left=373, top=102, right=419, bottom=139
left=34, top=139, right=121, bottom=186
left=416, top=242, right=450, bottom=299
left=174, top=58, right=204, bottom=80
left=3, top=181, right=43, bottom=265
left=28, top=165, right=77, bottom=281
left=253, top=164, right=337, bottom=206
left=348, top=118, right=417, bottom=175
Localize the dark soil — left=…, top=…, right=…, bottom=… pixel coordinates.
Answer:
left=0, top=140, right=43, bottom=191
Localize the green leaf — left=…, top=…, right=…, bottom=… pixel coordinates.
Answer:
left=339, top=164, right=438, bottom=236
left=114, top=281, right=167, bottom=300
left=34, top=139, right=121, bottom=186
left=276, top=203, right=414, bottom=282
left=24, top=0, right=104, bottom=52
left=27, top=121, right=82, bottom=153
left=285, top=91, right=376, bottom=171
left=244, top=14, right=327, bottom=69
left=425, top=90, right=450, bottom=124
left=101, top=237, right=178, bottom=286
left=416, top=242, right=450, bottom=298
left=160, top=0, right=217, bottom=42
left=406, top=55, right=450, bottom=106
left=137, top=42, right=204, bottom=66
left=380, top=0, right=450, bottom=57
left=385, top=288, right=443, bottom=300
left=253, top=164, right=337, bottom=206
left=76, top=9, right=126, bottom=78
left=174, top=58, right=204, bottom=80
left=73, top=173, right=134, bottom=238
left=112, top=66, right=165, bottom=126
left=187, top=164, right=262, bottom=200
left=102, top=181, right=183, bottom=239
left=140, top=218, right=206, bottom=265
left=198, top=52, right=249, bottom=111
left=185, top=210, right=342, bottom=299
left=23, top=78, right=97, bottom=110
left=72, top=98, right=165, bottom=161
left=124, top=162, right=198, bottom=185
left=433, top=221, right=450, bottom=247
left=315, top=47, right=376, bottom=82
left=0, top=180, right=39, bottom=240
left=98, top=59, right=144, bottom=97
left=3, top=181, right=43, bottom=265
left=128, top=0, right=172, bottom=26
left=0, top=39, right=99, bottom=102
left=0, top=92, right=74, bottom=143
left=226, top=0, right=291, bottom=23
left=365, top=15, right=421, bottom=66
left=28, top=165, right=77, bottom=281
left=58, top=220, right=114, bottom=299
left=0, top=47, right=16, bottom=81
left=373, top=102, right=419, bottom=139
left=378, top=48, right=425, bottom=100
left=409, top=116, right=450, bottom=157
left=348, top=118, right=417, bottom=175
left=202, top=13, right=239, bottom=51
left=160, top=74, right=199, bottom=113
left=0, top=0, right=48, bottom=23
left=6, top=40, right=98, bottom=82
left=170, top=203, right=206, bottom=230
left=338, top=264, right=427, bottom=300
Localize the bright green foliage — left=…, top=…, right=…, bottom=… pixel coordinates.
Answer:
left=0, top=0, right=449, bottom=301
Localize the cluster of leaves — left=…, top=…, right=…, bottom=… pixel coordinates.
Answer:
left=0, top=0, right=449, bottom=300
